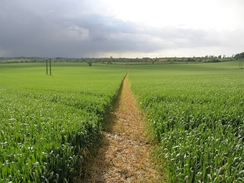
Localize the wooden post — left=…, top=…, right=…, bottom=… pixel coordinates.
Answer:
left=46, top=58, right=48, bottom=75
left=49, top=59, right=52, bottom=75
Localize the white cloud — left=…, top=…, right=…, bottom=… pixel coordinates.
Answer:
left=102, top=0, right=244, bottom=30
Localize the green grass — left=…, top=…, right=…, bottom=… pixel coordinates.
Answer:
left=1, top=61, right=243, bottom=182
left=0, top=62, right=126, bottom=182
left=129, top=61, right=244, bottom=182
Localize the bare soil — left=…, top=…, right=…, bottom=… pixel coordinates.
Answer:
left=77, top=74, right=164, bottom=182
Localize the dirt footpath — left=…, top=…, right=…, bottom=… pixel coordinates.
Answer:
left=79, top=74, right=164, bottom=182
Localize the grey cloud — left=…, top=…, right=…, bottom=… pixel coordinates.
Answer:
left=0, top=0, right=240, bottom=57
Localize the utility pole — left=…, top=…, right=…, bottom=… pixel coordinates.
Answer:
left=46, top=58, right=48, bottom=75
left=49, top=59, right=52, bottom=75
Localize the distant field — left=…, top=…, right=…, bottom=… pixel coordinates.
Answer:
left=0, top=61, right=243, bottom=182
left=129, top=61, right=244, bottom=182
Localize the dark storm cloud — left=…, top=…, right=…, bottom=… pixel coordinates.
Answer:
left=0, top=0, right=238, bottom=57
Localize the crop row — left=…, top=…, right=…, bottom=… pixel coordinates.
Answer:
left=0, top=64, right=126, bottom=182
left=130, top=66, right=244, bottom=182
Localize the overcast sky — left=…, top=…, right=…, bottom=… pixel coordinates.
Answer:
left=0, top=0, right=244, bottom=58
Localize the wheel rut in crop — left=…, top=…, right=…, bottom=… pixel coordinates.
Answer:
left=79, top=74, right=163, bottom=182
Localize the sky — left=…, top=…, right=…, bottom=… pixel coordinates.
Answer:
left=0, top=0, right=244, bottom=58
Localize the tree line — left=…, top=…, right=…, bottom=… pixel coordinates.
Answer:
left=234, top=52, right=244, bottom=60
left=0, top=52, right=243, bottom=64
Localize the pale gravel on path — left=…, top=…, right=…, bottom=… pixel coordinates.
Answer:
left=78, top=74, right=163, bottom=182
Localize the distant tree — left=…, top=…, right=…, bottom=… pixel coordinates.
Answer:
left=210, top=57, right=219, bottom=62
left=234, top=52, right=244, bottom=69
left=234, top=52, right=244, bottom=59
left=105, top=56, right=113, bottom=65
left=196, top=58, right=202, bottom=62
left=87, top=61, right=92, bottom=66
left=101, top=58, right=106, bottom=64
left=51, top=58, right=56, bottom=63
left=170, top=59, right=175, bottom=64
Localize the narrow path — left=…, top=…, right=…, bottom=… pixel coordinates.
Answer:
left=80, top=74, right=163, bottom=182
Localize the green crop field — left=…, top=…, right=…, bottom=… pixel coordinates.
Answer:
left=129, top=61, right=244, bottom=182
left=0, top=61, right=243, bottom=182
left=0, top=62, right=126, bottom=182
